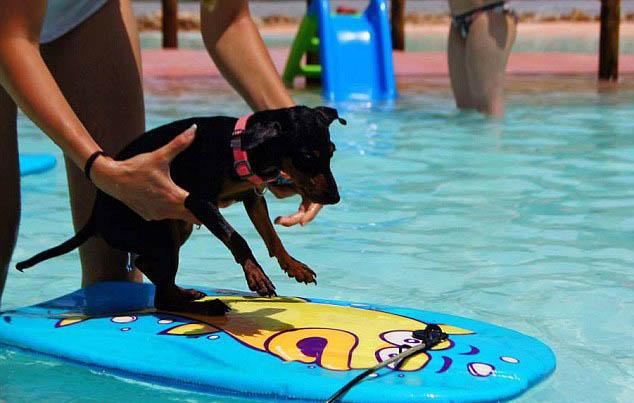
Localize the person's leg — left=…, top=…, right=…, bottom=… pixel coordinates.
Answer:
left=464, top=11, right=517, bottom=116
left=447, top=25, right=476, bottom=110
left=40, top=0, right=144, bottom=286
left=0, top=87, right=19, bottom=307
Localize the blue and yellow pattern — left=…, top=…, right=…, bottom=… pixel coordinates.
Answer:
left=0, top=282, right=555, bottom=402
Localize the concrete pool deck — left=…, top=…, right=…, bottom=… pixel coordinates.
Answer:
left=142, top=22, right=634, bottom=81
left=142, top=48, right=634, bottom=81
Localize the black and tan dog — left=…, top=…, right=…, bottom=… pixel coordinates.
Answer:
left=16, top=106, right=345, bottom=316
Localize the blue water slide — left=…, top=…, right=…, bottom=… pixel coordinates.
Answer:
left=309, top=0, right=397, bottom=102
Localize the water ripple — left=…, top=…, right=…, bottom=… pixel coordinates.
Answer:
left=5, top=89, right=634, bottom=402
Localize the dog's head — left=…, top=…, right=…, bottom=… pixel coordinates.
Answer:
left=241, top=106, right=345, bottom=205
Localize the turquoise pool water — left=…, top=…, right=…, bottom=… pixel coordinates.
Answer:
left=2, top=85, right=634, bottom=402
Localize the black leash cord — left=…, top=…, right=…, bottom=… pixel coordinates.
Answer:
left=326, top=324, right=447, bottom=403
left=325, top=342, right=428, bottom=403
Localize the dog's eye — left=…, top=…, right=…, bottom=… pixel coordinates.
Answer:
left=293, top=151, right=321, bottom=175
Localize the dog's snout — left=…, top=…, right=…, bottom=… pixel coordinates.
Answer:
left=321, top=189, right=340, bottom=205
left=306, top=187, right=339, bottom=205
left=329, top=193, right=341, bottom=204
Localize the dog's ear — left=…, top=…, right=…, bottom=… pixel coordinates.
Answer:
left=315, top=106, right=347, bottom=126
left=241, top=121, right=281, bottom=151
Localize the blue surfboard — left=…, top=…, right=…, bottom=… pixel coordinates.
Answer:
left=19, top=154, right=56, bottom=176
left=0, top=282, right=555, bottom=402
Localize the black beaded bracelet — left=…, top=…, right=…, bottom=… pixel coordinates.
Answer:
left=84, top=150, right=106, bottom=182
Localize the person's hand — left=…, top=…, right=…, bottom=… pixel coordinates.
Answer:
left=274, top=197, right=323, bottom=227
left=267, top=181, right=297, bottom=199
left=90, top=125, right=200, bottom=224
left=268, top=174, right=323, bottom=227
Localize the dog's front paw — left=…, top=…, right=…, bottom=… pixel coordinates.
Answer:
left=279, top=256, right=317, bottom=285
left=243, top=260, right=277, bottom=297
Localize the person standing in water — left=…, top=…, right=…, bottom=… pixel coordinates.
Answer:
left=0, top=0, right=322, bottom=307
left=447, top=0, right=518, bottom=116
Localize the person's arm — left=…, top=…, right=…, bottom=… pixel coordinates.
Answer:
left=200, top=0, right=322, bottom=225
left=0, top=0, right=198, bottom=223
left=200, top=0, right=293, bottom=110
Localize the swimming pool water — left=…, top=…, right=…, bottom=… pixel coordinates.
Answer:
left=2, top=85, right=633, bottom=402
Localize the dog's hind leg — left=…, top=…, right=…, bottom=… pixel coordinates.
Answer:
left=168, top=221, right=206, bottom=301
left=136, top=245, right=228, bottom=317
left=135, top=254, right=205, bottom=302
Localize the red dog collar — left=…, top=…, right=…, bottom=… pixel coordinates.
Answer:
left=232, top=114, right=266, bottom=188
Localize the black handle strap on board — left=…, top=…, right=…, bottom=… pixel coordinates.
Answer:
left=326, top=324, right=448, bottom=403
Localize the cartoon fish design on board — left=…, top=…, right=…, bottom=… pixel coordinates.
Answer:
left=56, top=295, right=475, bottom=372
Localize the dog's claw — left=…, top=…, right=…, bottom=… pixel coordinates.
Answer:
left=202, top=299, right=231, bottom=316
left=279, top=256, right=317, bottom=285
left=177, top=287, right=207, bottom=301
left=243, top=259, right=277, bottom=297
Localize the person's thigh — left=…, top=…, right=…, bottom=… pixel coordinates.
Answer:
left=41, top=0, right=144, bottom=286
left=464, top=12, right=517, bottom=116
left=447, top=25, right=476, bottom=110
left=0, top=87, right=19, bottom=306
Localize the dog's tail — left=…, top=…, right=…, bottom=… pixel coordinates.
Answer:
left=16, top=217, right=95, bottom=272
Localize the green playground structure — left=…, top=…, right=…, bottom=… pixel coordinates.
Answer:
left=282, top=14, right=321, bottom=85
